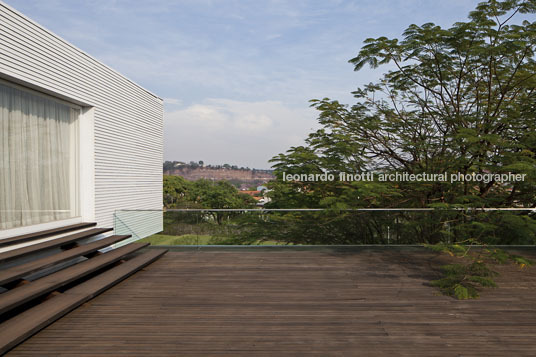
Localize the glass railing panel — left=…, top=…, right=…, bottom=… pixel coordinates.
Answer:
left=113, top=208, right=536, bottom=247
left=113, top=209, right=163, bottom=247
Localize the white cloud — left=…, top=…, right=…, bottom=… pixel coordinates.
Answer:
left=234, top=114, right=272, bottom=131
left=171, top=103, right=228, bottom=130
left=164, top=99, right=318, bottom=168
left=166, top=99, right=281, bottom=133
left=163, top=98, right=182, bottom=105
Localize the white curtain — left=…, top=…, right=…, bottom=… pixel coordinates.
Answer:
left=0, top=83, right=78, bottom=230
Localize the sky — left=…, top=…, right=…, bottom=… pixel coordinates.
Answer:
left=6, top=0, right=481, bottom=169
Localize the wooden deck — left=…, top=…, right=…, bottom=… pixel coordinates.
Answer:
left=7, top=248, right=536, bottom=356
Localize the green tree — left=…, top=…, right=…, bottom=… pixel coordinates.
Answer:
left=187, top=179, right=256, bottom=223
left=268, top=0, right=536, bottom=244
left=163, top=175, right=190, bottom=208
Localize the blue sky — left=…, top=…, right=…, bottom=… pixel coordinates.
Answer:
left=7, top=0, right=481, bottom=169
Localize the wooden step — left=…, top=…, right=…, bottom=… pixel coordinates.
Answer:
left=0, top=223, right=97, bottom=247
left=0, top=228, right=112, bottom=264
left=0, top=243, right=149, bottom=315
left=0, top=235, right=131, bottom=287
left=0, top=249, right=167, bottom=355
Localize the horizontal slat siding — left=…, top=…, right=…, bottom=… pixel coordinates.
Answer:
left=0, top=12, right=162, bottom=110
left=0, top=3, right=163, bottom=237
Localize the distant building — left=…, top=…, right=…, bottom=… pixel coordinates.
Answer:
left=238, top=189, right=272, bottom=206
left=258, top=190, right=272, bottom=206
left=239, top=190, right=261, bottom=196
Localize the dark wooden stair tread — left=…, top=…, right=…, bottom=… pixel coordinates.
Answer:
left=0, top=242, right=149, bottom=315
left=0, top=227, right=113, bottom=263
left=0, top=248, right=167, bottom=355
left=0, top=223, right=97, bottom=247
left=0, top=235, right=131, bottom=286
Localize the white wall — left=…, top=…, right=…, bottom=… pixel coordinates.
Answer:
left=0, top=2, right=164, bottom=236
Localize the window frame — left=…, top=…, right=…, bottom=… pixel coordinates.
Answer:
left=0, top=78, right=83, bottom=234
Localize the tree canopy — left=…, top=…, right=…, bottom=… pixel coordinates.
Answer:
left=265, top=0, right=536, bottom=245
left=270, top=0, right=536, bottom=210
left=163, top=175, right=256, bottom=210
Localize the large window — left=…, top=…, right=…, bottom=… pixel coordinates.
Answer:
left=0, top=81, right=79, bottom=230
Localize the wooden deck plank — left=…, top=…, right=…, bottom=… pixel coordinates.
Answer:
left=0, top=228, right=112, bottom=263
left=0, top=235, right=131, bottom=286
left=0, top=249, right=167, bottom=355
left=0, top=223, right=97, bottom=247
left=0, top=243, right=148, bottom=315
left=7, top=249, right=536, bottom=356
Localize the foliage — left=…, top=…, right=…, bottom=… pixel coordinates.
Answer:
left=187, top=179, right=256, bottom=210
left=163, top=175, right=191, bottom=208
left=266, top=0, right=536, bottom=245
left=427, top=241, right=533, bottom=299
left=486, top=247, right=534, bottom=268
left=431, top=262, right=498, bottom=299
left=209, top=209, right=536, bottom=246
left=141, top=233, right=291, bottom=246
left=423, top=242, right=471, bottom=257
left=234, top=210, right=420, bottom=245
left=186, top=179, right=257, bottom=224
left=162, top=175, right=257, bottom=222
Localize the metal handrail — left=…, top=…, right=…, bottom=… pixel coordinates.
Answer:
left=116, top=207, right=536, bottom=212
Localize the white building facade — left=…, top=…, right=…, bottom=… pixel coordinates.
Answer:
left=0, top=2, right=163, bottom=239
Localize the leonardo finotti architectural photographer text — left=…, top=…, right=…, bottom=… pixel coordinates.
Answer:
left=282, top=172, right=527, bottom=184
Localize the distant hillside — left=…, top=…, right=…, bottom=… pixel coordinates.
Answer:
left=163, top=161, right=274, bottom=188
